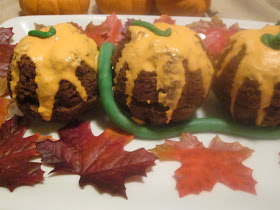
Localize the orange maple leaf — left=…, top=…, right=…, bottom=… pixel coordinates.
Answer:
left=150, top=133, right=257, bottom=197
left=154, top=14, right=176, bottom=25
left=85, top=13, right=124, bottom=47
left=0, top=97, right=11, bottom=126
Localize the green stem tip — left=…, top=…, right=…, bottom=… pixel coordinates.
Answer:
left=261, top=33, right=280, bottom=50
left=130, top=20, right=172, bottom=37
left=28, top=26, right=56, bottom=38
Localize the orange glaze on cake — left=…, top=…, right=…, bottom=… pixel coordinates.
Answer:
left=216, top=25, right=280, bottom=125
left=114, top=22, right=214, bottom=123
left=10, top=23, right=99, bottom=121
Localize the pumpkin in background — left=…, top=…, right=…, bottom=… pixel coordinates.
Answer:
left=155, top=0, right=211, bottom=16
left=19, top=0, right=90, bottom=15
left=96, top=0, right=154, bottom=15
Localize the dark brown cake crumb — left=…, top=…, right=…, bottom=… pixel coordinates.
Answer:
left=213, top=43, right=280, bottom=127
left=8, top=55, right=98, bottom=121
left=112, top=31, right=209, bottom=125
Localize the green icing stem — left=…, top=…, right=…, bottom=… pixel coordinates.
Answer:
left=261, top=33, right=280, bottom=50
left=28, top=26, right=56, bottom=38
left=130, top=20, right=172, bottom=37
left=98, top=42, right=280, bottom=139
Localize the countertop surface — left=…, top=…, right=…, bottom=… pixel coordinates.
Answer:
left=0, top=0, right=279, bottom=24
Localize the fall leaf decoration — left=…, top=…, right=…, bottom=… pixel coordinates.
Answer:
left=70, top=22, right=84, bottom=32
left=0, top=77, right=8, bottom=97
left=0, top=116, right=44, bottom=191
left=0, top=27, right=15, bottom=96
left=85, top=13, right=124, bottom=47
left=0, top=27, right=15, bottom=78
left=0, top=97, right=11, bottom=126
left=36, top=121, right=157, bottom=198
left=187, top=16, right=241, bottom=58
left=122, top=18, right=137, bottom=34
left=150, top=133, right=257, bottom=197
left=154, top=14, right=176, bottom=25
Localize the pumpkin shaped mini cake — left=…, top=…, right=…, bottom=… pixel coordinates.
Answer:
left=8, top=23, right=99, bottom=121
left=213, top=25, right=280, bottom=127
left=112, top=22, right=215, bottom=125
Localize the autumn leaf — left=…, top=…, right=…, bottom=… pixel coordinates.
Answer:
left=122, top=18, right=138, bottom=34
left=36, top=121, right=157, bottom=198
left=187, top=16, right=241, bottom=58
left=150, top=133, right=256, bottom=197
left=70, top=22, right=84, bottom=32
left=0, top=97, right=11, bottom=126
left=0, top=116, right=44, bottom=191
left=34, top=23, right=46, bottom=31
left=0, top=77, right=8, bottom=97
left=154, top=14, right=176, bottom=25
left=0, top=27, right=16, bottom=78
left=85, top=13, right=124, bottom=47
left=0, top=27, right=14, bottom=44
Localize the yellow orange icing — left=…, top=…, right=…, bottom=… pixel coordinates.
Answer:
left=216, top=25, right=280, bottom=125
left=10, top=23, right=99, bottom=121
left=114, top=22, right=214, bottom=123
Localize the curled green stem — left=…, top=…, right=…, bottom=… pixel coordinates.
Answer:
left=130, top=20, right=172, bottom=37
left=261, top=33, right=280, bottom=50
left=28, top=26, right=56, bottom=38
left=98, top=42, right=280, bottom=139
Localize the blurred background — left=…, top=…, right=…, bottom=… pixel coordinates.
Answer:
left=0, top=0, right=279, bottom=24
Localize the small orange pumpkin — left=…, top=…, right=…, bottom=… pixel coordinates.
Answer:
left=19, top=0, right=90, bottom=15
left=155, top=0, right=211, bottom=16
left=96, top=0, right=154, bottom=15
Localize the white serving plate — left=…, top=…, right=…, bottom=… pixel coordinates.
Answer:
left=1, top=15, right=280, bottom=210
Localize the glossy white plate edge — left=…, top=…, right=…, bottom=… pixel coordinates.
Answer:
left=0, top=15, right=280, bottom=210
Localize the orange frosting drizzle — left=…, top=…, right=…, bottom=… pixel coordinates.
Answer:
left=115, top=22, right=214, bottom=123
left=216, top=25, right=280, bottom=125
left=10, top=23, right=99, bottom=121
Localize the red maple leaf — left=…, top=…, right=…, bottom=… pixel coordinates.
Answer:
left=0, top=27, right=16, bottom=77
left=0, top=97, right=11, bottom=126
left=154, top=14, right=176, bottom=25
left=36, top=121, right=157, bottom=198
left=122, top=18, right=138, bottom=34
left=187, top=17, right=241, bottom=58
left=70, top=22, right=84, bottom=32
left=0, top=116, right=44, bottom=191
left=0, top=27, right=14, bottom=44
left=150, top=133, right=256, bottom=197
left=85, top=13, right=124, bottom=47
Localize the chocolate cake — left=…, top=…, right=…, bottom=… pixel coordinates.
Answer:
left=213, top=25, right=280, bottom=126
left=8, top=23, right=99, bottom=121
left=112, top=22, right=215, bottom=125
